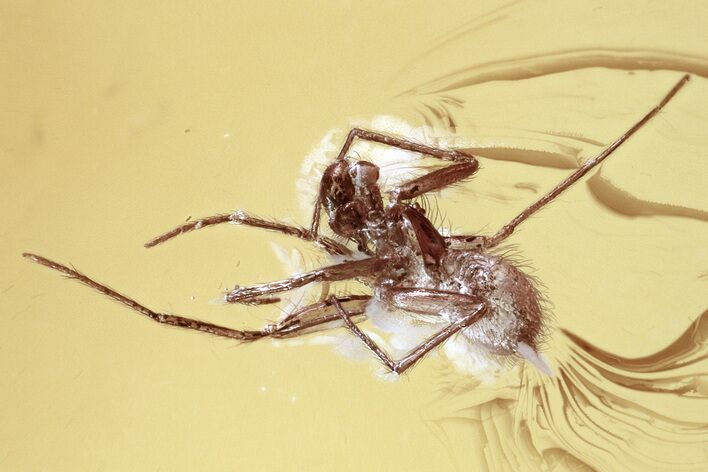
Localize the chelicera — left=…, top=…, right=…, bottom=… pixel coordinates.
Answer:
left=24, top=74, right=689, bottom=376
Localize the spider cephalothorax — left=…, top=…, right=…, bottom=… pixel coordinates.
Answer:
left=320, top=159, right=384, bottom=251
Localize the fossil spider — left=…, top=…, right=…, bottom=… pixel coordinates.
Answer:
left=24, top=74, right=689, bottom=376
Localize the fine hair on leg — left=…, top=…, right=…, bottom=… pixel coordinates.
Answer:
left=145, top=210, right=351, bottom=256
left=22, top=253, right=368, bottom=341
left=448, top=74, right=691, bottom=249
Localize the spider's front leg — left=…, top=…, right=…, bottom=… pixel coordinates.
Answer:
left=226, top=257, right=382, bottom=304
left=145, top=211, right=351, bottom=256
left=310, top=127, right=479, bottom=237
left=344, top=128, right=480, bottom=203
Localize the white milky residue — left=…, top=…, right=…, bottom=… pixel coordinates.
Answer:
left=443, top=335, right=506, bottom=381
left=517, top=342, right=554, bottom=377
left=268, top=241, right=311, bottom=320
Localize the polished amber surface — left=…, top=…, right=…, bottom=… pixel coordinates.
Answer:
left=2, top=1, right=707, bottom=470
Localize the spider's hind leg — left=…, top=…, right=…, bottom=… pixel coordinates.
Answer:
left=273, top=295, right=371, bottom=337
left=331, top=289, right=487, bottom=374
left=23, top=253, right=370, bottom=341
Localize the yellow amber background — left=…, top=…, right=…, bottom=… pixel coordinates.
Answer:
left=1, top=1, right=707, bottom=470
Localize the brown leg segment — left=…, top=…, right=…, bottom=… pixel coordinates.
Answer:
left=477, top=74, right=690, bottom=249
left=274, top=295, right=371, bottom=337
left=386, top=287, right=485, bottom=316
left=225, top=257, right=380, bottom=304
left=391, top=161, right=478, bottom=202
left=145, top=210, right=351, bottom=256
left=310, top=127, right=479, bottom=237
left=331, top=289, right=486, bottom=374
left=22, top=253, right=368, bottom=341
left=335, top=128, right=475, bottom=163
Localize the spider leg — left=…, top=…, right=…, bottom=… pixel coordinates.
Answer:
left=451, top=74, right=691, bottom=250
left=331, top=289, right=486, bottom=375
left=22, top=253, right=368, bottom=341
left=145, top=211, right=351, bottom=256
left=390, top=161, right=478, bottom=202
left=335, top=128, right=474, bottom=163
left=274, top=295, right=371, bottom=337
left=310, top=127, right=478, bottom=237
left=226, top=257, right=380, bottom=304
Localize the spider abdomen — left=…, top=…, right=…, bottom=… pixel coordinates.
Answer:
left=441, top=251, right=544, bottom=355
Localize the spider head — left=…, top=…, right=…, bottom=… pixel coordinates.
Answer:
left=320, top=159, right=384, bottom=240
